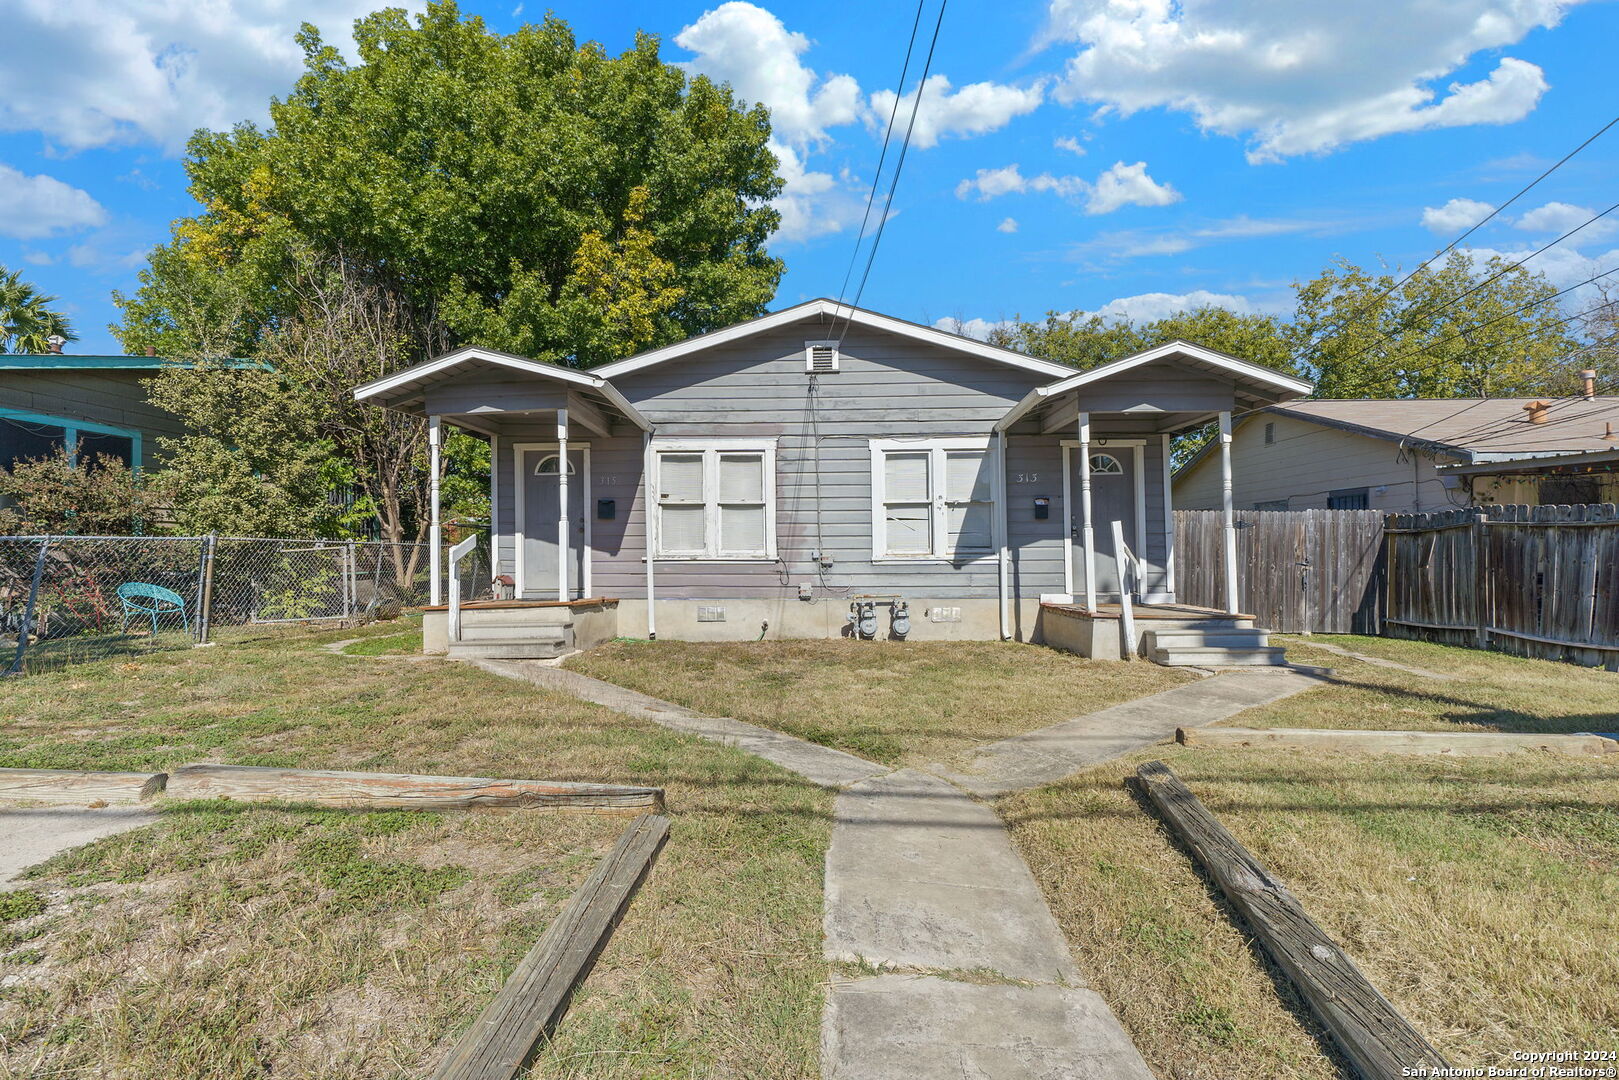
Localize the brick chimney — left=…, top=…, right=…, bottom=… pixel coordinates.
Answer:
left=1581, top=368, right=1597, bottom=400
left=145, top=345, right=157, bottom=357
left=1523, top=399, right=1551, bottom=424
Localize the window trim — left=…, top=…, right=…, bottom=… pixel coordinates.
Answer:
left=1326, top=487, right=1370, bottom=510
left=0, top=407, right=143, bottom=470
left=869, top=436, right=1000, bottom=563
left=651, top=438, right=778, bottom=561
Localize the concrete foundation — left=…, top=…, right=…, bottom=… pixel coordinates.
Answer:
left=615, top=597, right=1049, bottom=643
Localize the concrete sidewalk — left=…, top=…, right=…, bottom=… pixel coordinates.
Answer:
left=1, top=807, right=156, bottom=889
left=934, top=668, right=1326, bottom=797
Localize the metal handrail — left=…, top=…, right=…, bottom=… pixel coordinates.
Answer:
left=447, top=534, right=478, bottom=643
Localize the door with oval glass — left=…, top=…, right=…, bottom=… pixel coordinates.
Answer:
left=519, top=446, right=588, bottom=598
left=1069, top=444, right=1139, bottom=599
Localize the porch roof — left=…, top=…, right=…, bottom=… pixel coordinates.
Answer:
left=995, top=340, right=1313, bottom=434
left=351, top=345, right=651, bottom=432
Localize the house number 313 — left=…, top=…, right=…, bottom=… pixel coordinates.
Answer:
left=1012, top=472, right=1039, bottom=483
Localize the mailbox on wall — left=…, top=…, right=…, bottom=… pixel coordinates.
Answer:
left=596, top=498, right=616, bottom=520
left=1033, top=497, right=1051, bottom=520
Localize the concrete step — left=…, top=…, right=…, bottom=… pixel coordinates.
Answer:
left=447, top=636, right=570, bottom=660
left=1145, top=629, right=1272, bottom=649
left=1138, top=616, right=1256, bottom=631
left=1151, top=646, right=1289, bottom=667
left=458, top=606, right=576, bottom=628
left=457, top=620, right=575, bottom=642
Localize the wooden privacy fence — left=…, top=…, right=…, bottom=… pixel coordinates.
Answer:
left=1385, top=503, right=1619, bottom=667
left=1174, top=509, right=1386, bottom=633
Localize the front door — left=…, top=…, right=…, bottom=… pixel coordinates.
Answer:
left=1069, top=446, right=1138, bottom=599
left=521, top=447, right=587, bottom=598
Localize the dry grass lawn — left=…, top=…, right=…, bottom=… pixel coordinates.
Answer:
left=564, top=638, right=1197, bottom=767
left=1258, top=633, right=1619, bottom=733
left=0, top=622, right=830, bottom=1080
left=1005, top=638, right=1619, bottom=1079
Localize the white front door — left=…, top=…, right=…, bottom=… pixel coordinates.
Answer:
left=518, top=446, right=588, bottom=598
left=1070, top=446, right=1139, bottom=599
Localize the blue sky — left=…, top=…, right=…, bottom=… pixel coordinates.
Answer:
left=4, top=0, right=1619, bottom=354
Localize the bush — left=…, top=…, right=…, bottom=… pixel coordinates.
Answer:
left=0, top=449, right=170, bottom=535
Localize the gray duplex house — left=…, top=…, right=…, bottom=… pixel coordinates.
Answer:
left=353, top=299, right=1309, bottom=660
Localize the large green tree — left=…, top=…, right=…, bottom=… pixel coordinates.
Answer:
left=116, top=1, right=784, bottom=539
left=0, top=266, right=77, bottom=354
left=1291, top=252, right=1585, bottom=398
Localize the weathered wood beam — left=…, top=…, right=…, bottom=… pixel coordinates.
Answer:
left=0, top=768, right=167, bottom=805
left=1136, top=761, right=1448, bottom=1079
left=1177, top=727, right=1618, bottom=757
left=164, top=764, right=664, bottom=814
left=431, top=813, right=670, bottom=1079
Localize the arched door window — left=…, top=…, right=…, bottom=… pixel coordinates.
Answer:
left=533, top=454, right=576, bottom=476
left=1088, top=453, right=1123, bottom=476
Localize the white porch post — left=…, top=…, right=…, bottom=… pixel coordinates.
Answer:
left=556, top=409, right=570, bottom=602
left=995, top=429, right=1010, bottom=640
left=1219, top=410, right=1238, bottom=614
left=1078, top=412, right=1096, bottom=612
left=488, top=434, right=499, bottom=588
left=428, top=415, right=443, bottom=607
left=643, top=431, right=657, bottom=639
left=1161, top=432, right=1176, bottom=602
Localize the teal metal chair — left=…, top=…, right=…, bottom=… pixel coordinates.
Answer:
left=116, top=582, right=188, bottom=636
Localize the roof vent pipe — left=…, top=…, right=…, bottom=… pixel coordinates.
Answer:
left=1581, top=369, right=1597, bottom=400
left=1523, top=399, right=1551, bottom=424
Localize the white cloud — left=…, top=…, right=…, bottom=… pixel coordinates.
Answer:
left=934, top=316, right=1017, bottom=341
left=0, top=163, right=107, bottom=239
left=1461, top=243, right=1619, bottom=309
left=1054, top=134, right=1086, bottom=155
left=0, top=0, right=424, bottom=153
left=1092, top=290, right=1255, bottom=322
left=1421, top=197, right=1495, bottom=234
left=868, top=74, right=1044, bottom=150
left=1510, top=200, right=1619, bottom=243
left=1071, top=213, right=1353, bottom=261
left=769, top=141, right=868, bottom=243
left=955, top=160, right=1177, bottom=215
left=1044, top=0, right=1573, bottom=161
left=997, top=217, right=1019, bottom=233
left=1087, top=160, right=1180, bottom=214
left=676, top=2, right=862, bottom=147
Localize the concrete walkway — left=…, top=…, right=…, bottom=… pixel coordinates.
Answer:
left=470, top=657, right=1325, bottom=1079
left=934, top=668, right=1327, bottom=797
left=0, top=807, right=157, bottom=889
left=1292, top=639, right=1454, bottom=680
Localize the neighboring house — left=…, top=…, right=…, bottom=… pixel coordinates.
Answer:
left=0, top=352, right=187, bottom=471
left=355, top=298, right=1309, bottom=651
left=1175, top=389, right=1619, bottom=513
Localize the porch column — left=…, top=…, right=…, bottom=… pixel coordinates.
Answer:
left=1078, top=412, right=1096, bottom=612
left=642, top=431, right=657, bottom=639
left=556, top=409, right=570, bottom=602
left=1219, top=410, right=1238, bottom=614
left=428, top=415, right=443, bottom=607
left=1161, top=432, right=1176, bottom=601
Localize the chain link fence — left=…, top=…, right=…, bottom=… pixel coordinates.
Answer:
left=1, top=535, right=435, bottom=675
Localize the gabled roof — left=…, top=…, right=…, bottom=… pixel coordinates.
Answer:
left=591, top=298, right=1078, bottom=381
left=352, top=344, right=650, bottom=430
left=996, top=339, right=1312, bottom=431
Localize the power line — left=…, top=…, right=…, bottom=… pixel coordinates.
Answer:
left=831, top=0, right=926, bottom=316
left=832, top=0, right=948, bottom=347
left=1311, top=198, right=1619, bottom=378
left=1287, top=111, right=1619, bottom=369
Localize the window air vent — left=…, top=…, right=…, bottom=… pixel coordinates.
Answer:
left=805, top=340, right=839, bottom=373
left=1263, top=422, right=1275, bottom=444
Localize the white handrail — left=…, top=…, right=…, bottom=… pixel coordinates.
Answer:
left=447, top=534, right=478, bottom=643
left=1110, top=520, right=1140, bottom=659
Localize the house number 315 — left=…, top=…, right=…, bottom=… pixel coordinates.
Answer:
left=1012, top=472, right=1040, bottom=483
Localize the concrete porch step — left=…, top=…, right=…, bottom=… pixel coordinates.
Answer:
left=457, top=606, right=577, bottom=628
left=1151, top=645, right=1289, bottom=667
left=1138, top=616, right=1256, bottom=631
left=456, top=620, right=575, bottom=642
left=447, top=636, right=571, bottom=660
left=1145, top=629, right=1272, bottom=649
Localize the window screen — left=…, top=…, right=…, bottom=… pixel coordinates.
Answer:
left=654, top=446, right=774, bottom=558
left=1327, top=488, right=1370, bottom=510
left=875, top=441, right=996, bottom=558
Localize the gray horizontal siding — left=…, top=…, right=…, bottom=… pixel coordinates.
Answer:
left=482, top=319, right=1178, bottom=600
left=0, top=370, right=187, bottom=462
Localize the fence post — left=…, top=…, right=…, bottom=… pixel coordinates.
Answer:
left=345, top=540, right=357, bottom=619
left=196, top=534, right=217, bottom=645
left=1472, top=509, right=1488, bottom=650
left=5, top=537, right=51, bottom=676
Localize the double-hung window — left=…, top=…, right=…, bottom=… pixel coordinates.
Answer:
left=871, top=438, right=997, bottom=560
left=653, top=440, right=776, bottom=559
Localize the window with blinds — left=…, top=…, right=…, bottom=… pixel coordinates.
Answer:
left=872, top=439, right=996, bottom=559
left=654, top=442, right=776, bottom=558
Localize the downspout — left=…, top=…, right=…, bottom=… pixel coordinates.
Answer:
left=642, top=430, right=657, bottom=639
left=997, top=428, right=1010, bottom=640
